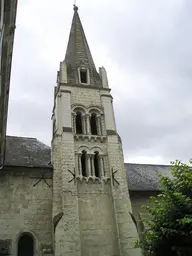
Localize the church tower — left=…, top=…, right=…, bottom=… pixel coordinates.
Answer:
left=52, top=5, right=141, bottom=256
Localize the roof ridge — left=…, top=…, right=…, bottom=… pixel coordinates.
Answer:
left=36, top=139, right=51, bottom=147
left=6, top=135, right=37, bottom=140
left=125, top=162, right=172, bottom=167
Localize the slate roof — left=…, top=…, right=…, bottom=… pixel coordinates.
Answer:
left=4, top=136, right=172, bottom=191
left=125, top=163, right=172, bottom=191
left=4, top=136, right=51, bottom=168
left=64, top=6, right=101, bottom=86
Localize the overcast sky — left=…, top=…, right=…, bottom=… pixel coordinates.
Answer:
left=7, top=0, right=192, bottom=164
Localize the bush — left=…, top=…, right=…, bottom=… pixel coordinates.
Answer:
left=136, top=159, right=192, bottom=256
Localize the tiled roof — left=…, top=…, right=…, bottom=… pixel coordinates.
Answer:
left=4, top=136, right=51, bottom=168
left=4, top=136, right=172, bottom=191
left=125, top=163, right=172, bottom=191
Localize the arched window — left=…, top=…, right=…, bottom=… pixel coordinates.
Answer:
left=18, top=234, right=34, bottom=256
left=76, top=111, right=83, bottom=134
left=90, top=113, right=98, bottom=135
left=78, top=66, right=90, bottom=84
left=94, top=151, right=100, bottom=178
left=81, top=150, right=87, bottom=177
left=80, top=69, right=88, bottom=84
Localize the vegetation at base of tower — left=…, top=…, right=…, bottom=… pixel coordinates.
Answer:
left=135, top=159, right=192, bottom=256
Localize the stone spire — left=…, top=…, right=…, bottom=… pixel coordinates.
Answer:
left=64, top=5, right=101, bottom=86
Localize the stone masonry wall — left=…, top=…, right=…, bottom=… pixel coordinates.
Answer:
left=54, top=133, right=81, bottom=256
left=0, top=167, right=53, bottom=256
left=53, top=79, right=142, bottom=256
left=71, top=86, right=102, bottom=107
left=106, top=136, right=141, bottom=256
left=52, top=135, right=62, bottom=218
left=77, top=181, right=119, bottom=256
left=130, top=191, right=158, bottom=237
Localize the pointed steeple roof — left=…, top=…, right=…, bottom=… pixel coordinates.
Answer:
left=64, top=5, right=101, bottom=86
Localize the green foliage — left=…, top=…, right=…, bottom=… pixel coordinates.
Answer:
left=135, top=159, right=192, bottom=256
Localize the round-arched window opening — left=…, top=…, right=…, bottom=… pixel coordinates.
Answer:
left=17, top=234, right=34, bottom=256
left=76, top=111, right=83, bottom=134
left=94, top=151, right=100, bottom=178
left=90, top=113, right=98, bottom=135
left=81, top=150, right=87, bottom=177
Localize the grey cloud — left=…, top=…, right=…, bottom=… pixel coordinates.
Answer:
left=92, top=0, right=192, bottom=164
left=7, top=0, right=192, bottom=164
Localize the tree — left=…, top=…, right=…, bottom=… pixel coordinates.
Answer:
left=135, top=159, right=192, bottom=256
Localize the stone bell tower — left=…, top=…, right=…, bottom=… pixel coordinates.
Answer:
left=52, top=5, right=141, bottom=256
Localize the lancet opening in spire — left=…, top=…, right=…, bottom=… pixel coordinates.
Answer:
left=64, top=7, right=101, bottom=86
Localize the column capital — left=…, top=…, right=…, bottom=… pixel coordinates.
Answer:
left=87, top=153, right=94, bottom=157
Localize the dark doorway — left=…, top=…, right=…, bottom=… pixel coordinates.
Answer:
left=18, top=234, right=34, bottom=256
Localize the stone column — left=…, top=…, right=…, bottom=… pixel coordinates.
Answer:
left=100, top=114, right=105, bottom=135
left=102, top=157, right=105, bottom=177
left=96, top=115, right=101, bottom=135
left=81, top=115, right=85, bottom=134
left=90, top=155, right=95, bottom=176
left=75, top=154, right=78, bottom=175
left=78, top=154, right=82, bottom=176
left=73, top=113, right=76, bottom=134
left=99, top=155, right=105, bottom=178
left=86, top=154, right=91, bottom=176
left=86, top=114, right=91, bottom=135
